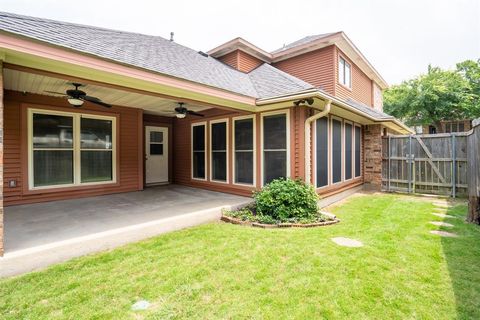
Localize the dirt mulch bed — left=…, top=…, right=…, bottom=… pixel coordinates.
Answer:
left=221, top=215, right=340, bottom=228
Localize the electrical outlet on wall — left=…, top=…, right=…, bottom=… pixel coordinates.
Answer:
left=8, top=180, right=17, bottom=188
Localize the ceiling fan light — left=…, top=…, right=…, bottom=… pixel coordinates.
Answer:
left=175, top=113, right=186, bottom=119
left=68, top=98, right=84, bottom=106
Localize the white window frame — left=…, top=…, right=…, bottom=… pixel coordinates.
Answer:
left=330, top=116, right=344, bottom=185
left=232, top=115, right=256, bottom=187
left=28, top=108, right=117, bottom=190
left=313, top=115, right=330, bottom=190
left=338, top=56, right=352, bottom=89
left=343, top=120, right=354, bottom=182
left=354, top=123, right=362, bottom=178
left=260, top=110, right=290, bottom=186
left=191, top=121, right=207, bottom=181
left=209, top=118, right=229, bottom=184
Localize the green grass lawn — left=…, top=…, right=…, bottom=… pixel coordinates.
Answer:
left=1, top=194, right=479, bottom=319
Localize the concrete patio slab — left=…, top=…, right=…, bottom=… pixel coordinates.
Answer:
left=0, top=185, right=250, bottom=277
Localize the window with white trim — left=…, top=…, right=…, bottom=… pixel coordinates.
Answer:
left=332, top=118, right=343, bottom=183
left=315, top=117, right=329, bottom=188
left=192, top=123, right=206, bottom=179
left=210, top=120, right=228, bottom=182
left=344, top=122, right=353, bottom=180
left=29, top=109, right=115, bottom=189
left=234, top=117, right=254, bottom=185
left=354, top=125, right=362, bottom=177
left=339, top=56, right=351, bottom=88
left=263, top=113, right=288, bottom=184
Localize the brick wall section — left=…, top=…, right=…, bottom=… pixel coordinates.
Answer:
left=0, top=61, right=4, bottom=256
left=363, top=124, right=383, bottom=190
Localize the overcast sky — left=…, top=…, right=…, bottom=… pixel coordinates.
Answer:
left=2, top=0, right=479, bottom=85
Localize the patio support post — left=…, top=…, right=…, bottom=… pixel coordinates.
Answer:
left=0, top=59, right=4, bottom=256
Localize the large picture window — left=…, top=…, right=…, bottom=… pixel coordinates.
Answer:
left=355, top=125, right=361, bottom=177
left=344, top=122, right=353, bottom=180
left=210, top=120, right=228, bottom=182
left=332, top=118, right=343, bottom=183
left=262, top=112, right=288, bottom=185
left=234, top=117, right=254, bottom=185
left=192, top=123, right=206, bottom=180
left=315, top=117, right=329, bottom=188
left=29, top=109, right=115, bottom=189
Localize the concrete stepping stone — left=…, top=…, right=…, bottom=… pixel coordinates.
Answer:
left=431, top=213, right=456, bottom=219
left=131, top=300, right=150, bottom=311
left=429, top=221, right=454, bottom=227
left=331, top=237, right=363, bottom=247
left=430, top=230, right=458, bottom=237
left=432, top=202, right=450, bottom=208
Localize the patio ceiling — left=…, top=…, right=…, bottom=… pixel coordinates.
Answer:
left=2, top=68, right=212, bottom=116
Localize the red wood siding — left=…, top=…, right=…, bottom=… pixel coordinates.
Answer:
left=335, top=47, right=373, bottom=106
left=3, top=90, right=143, bottom=206
left=273, top=45, right=336, bottom=95
left=217, top=50, right=263, bottom=73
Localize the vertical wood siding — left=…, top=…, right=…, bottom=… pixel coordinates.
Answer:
left=273, top=46, right=336, bottom=95
left=3, top=91, right=143, bottom=206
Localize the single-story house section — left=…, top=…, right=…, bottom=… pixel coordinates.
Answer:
left=0, top=12, right=411, bottom=257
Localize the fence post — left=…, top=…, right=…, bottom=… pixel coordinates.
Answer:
left=388, top=135, right=391, bottom=191
left=408, top=135, right=412, bottom=193
left=452, top=134, right=456, bottom=198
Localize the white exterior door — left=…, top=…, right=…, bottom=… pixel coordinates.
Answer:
left=145, top=126, right=168, bottom=184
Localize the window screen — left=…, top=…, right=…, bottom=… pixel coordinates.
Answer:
left=355, top=126, right=361, bottom=177
left=263, top=114, right=287, bottom=184
left=234, top=118, right=254, bottom=184
left=345, top=123, right=353, bottom=180
left=211, top=122, right=227, bottom=181
left=192, top=124, right=205, bottom=179
left=332, top=119, right=343, bottom=183
left=316, top=117, right=328, bottom=188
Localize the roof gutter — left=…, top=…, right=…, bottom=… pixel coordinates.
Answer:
left=304, top=99, right=331, bottom=184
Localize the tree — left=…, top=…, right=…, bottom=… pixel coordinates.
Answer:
left=384, top=60, right=480, bottom=132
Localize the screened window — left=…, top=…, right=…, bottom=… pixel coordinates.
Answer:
left=263, top=113, right=287, bottom=184
left=355, top=126, right=361, bottom=177
left=192, top=124, right=206, bottom=179
left=339, top=56, right=351, bottom=88
left=211, top=121, right=227, bottom=182
left=332, top=119, right=343, bottom=183
left=345, top=123, right=353, bottom=180
left=316, top=117, right=329, bottom=188
left=234, top=118, right=254, bottom=185
left=30, top=110, right=115, bottom=189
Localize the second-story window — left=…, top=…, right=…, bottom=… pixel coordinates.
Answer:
left=338, top=56, right=351, bottom=88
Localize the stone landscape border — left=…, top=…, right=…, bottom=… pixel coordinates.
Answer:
left=220, top=215, right=340, bottom=228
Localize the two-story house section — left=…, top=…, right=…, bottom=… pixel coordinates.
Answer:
left=208, top=32, right=387, bottom=112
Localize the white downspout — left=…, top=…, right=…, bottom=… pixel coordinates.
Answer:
left=304, top=99, right=331, bottom=184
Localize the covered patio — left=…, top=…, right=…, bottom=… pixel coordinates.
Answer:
left=1, top=185, right=249, bottom=277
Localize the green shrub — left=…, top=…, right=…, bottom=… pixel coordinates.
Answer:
left=253, top=178, right=319, bottom=222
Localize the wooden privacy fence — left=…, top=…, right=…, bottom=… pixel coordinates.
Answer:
left=467, top=118, right=480, bottom=223
left=382, top=132, right=469, bottom=197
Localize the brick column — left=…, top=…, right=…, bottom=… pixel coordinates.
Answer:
left=0, top=61, right=4, bottom=256
left=363, top=124, right=383, bottom=190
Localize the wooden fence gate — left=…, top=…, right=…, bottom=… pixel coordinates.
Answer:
left=382, top=133, right=468, bottom=197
